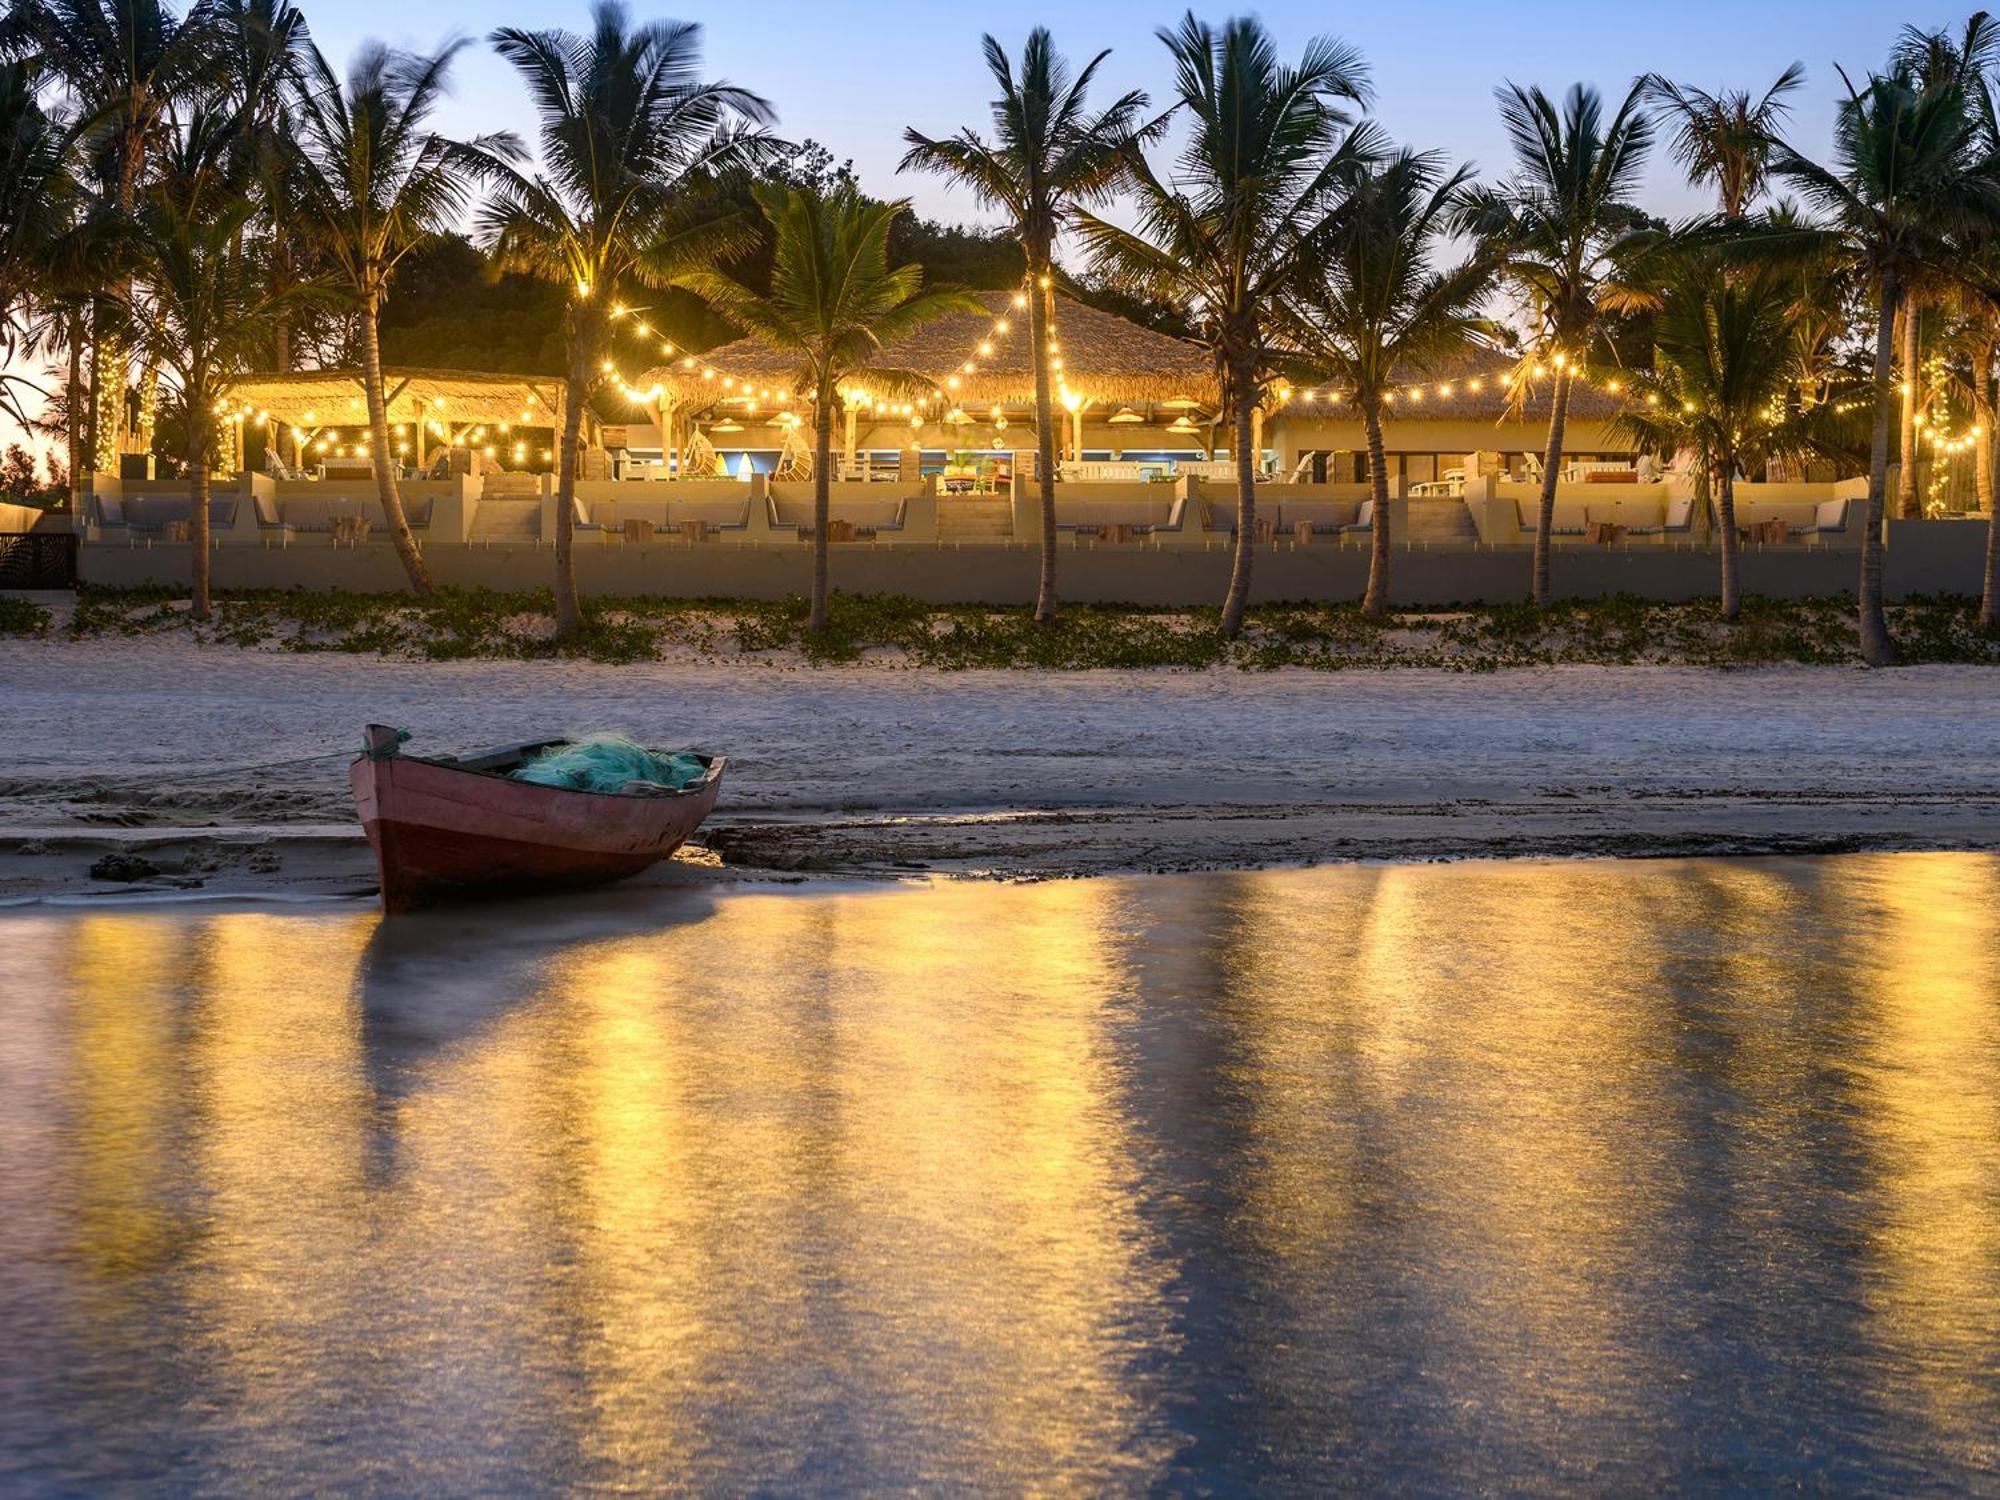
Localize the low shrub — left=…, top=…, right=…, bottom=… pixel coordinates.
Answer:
left=57, top=587, right=2000, bottom=670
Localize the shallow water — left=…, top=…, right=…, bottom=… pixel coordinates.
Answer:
left=3, top=855, right=1998, bottom=1494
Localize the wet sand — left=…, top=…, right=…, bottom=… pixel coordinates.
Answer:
left=2, top=635, right=1997, bottom=899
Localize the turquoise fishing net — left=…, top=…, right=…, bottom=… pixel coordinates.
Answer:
left=510, top=735, right=708, bottom=793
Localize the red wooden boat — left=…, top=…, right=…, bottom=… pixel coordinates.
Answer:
left=350, top=725, right=726, bottom=913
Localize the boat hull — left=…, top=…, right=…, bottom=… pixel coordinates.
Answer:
left=351, top=750, right=724, bottom=913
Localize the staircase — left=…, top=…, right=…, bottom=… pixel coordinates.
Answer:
left=471, top=498, right=541, bottom=544
left=1402, top=497, right=1477, bottom=547
left=938, top=498, right=1016, bottom=543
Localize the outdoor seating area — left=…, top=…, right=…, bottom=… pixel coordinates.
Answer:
left=76, top=465, right=1901, bottom=561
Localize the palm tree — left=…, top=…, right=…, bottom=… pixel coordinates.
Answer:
left=1887, top=18, right=2000, bottom=521
left=1642, top=63, right=1804, bottom=219
left=1937, top=236, right=2000, bottom=632
left=1613, top=255, right=1841, bottom=620
left=214, top=0, right=311, bottom=369
left=680, top=182, right=981, bottom=632
left=0, top=58, right=81, bottom=431
left=1272, top=149, right=1493, bottom=616
left=6, top=0, right=218, bottom=473
left=289, top=38, right=514, bottom=596
left=126, top=119, right=317, bottom=619
left=1766, top=69, right=2000, bottom=663
left=1457, top=81, right=1655, bottom=606
left=900, top=29, right=1152, bottom=625
left=1075, top=12, right=1374, bottom=638
left=1893, top=12, right=2000, bottom=94
left=477, top=1, right=774, bottom=640
left=1951, top=305, right=2000, bottom=633
left=215, top=0, right=306, bottom=135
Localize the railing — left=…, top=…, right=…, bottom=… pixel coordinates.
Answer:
left=0, top=532, right=77, bottom=588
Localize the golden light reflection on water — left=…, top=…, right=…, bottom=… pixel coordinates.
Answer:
left=67, top=916, right=189, bottom=1286
left=183, top=913, right=375, bottom=1464
left=3, top=854, right=1998, bottom=1492
left=1840, top=854, right=2000, bottom=1464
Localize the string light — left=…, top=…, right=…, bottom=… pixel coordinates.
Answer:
left=1281, top=357, right=1630, bottom=411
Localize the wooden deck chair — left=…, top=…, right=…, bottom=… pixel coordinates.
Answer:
left=772, top=424, right=813, bottom=482
left=681, top=429, right=724, bottom=478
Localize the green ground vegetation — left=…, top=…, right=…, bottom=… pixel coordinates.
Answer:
left=52, top=587, right=2000, bottom=669
left=0, top=594, right=51, bottom=635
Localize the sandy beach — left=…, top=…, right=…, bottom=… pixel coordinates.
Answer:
left=2, top=632, right=1997, bottom=898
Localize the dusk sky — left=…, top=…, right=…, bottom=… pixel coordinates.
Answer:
left=309, top=0, right=1913, bottom=224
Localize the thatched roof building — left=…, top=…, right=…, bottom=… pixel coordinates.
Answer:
left=224, top=367, right=568, bottom=429
left=642, top=291, right=1220, bottom=414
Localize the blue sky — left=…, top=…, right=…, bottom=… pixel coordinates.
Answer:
left=311, top=0, right=1917, bottom=223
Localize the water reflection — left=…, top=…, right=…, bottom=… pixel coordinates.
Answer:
left=2, top=855, right=1997, bottom=1492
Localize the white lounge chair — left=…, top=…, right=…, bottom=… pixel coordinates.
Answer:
left=1786, top=498, right=1852, bottom=540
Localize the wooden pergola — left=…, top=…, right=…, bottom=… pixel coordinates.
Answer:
left=221, top=367, right=575, bottom=471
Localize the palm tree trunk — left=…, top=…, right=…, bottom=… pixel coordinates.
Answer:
left=1533, top=367, right=1573, bottom=606
left=64, top=308, right=83, bottom=505
left=1858, top=271, right=1899, bottom=666
left=89, top=300, right=124, bottom=474
left=189, top=418, right=211, bottom=624
left=552, top=302, right=598, bottom=642
left=1028, top=251, right=1059, bottom=625
left=811, top=393, right=834, bottom=633
left=1362, top=399, right=1392, bottom=617
left=136, top=360, right=160, bottom=459
left=1218, top=358, right=1258, bottom=638
left=1897, top=298, right=1919, bottom=519
left=271, top=243, right=293, bottom=370
left=1981, top=467, right=2000, bottom=635
left=1715, top=458, right=1740, bottom=622
left=1979, top=350, right=1999, bottom=633
left=361, top=291, right=435, bottom=595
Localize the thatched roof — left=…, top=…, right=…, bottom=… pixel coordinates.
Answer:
left=223, top=367, right=567, bottom=428
left=1279, top=350, right=1629, bottom=424
left=644, top=291, right=1220, bottom=414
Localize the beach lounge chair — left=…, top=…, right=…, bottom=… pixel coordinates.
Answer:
left=1340, top=499, right=1375, bottom=536
left=1276, top=498, right=1360, bottom=537
left=1786, top=498, right=1851, bottom=540
left=123, top=494, right=239, bottom=537
left=769, top=495, right=907, bottom=538
left=668, top=497, right=754, bottom=538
